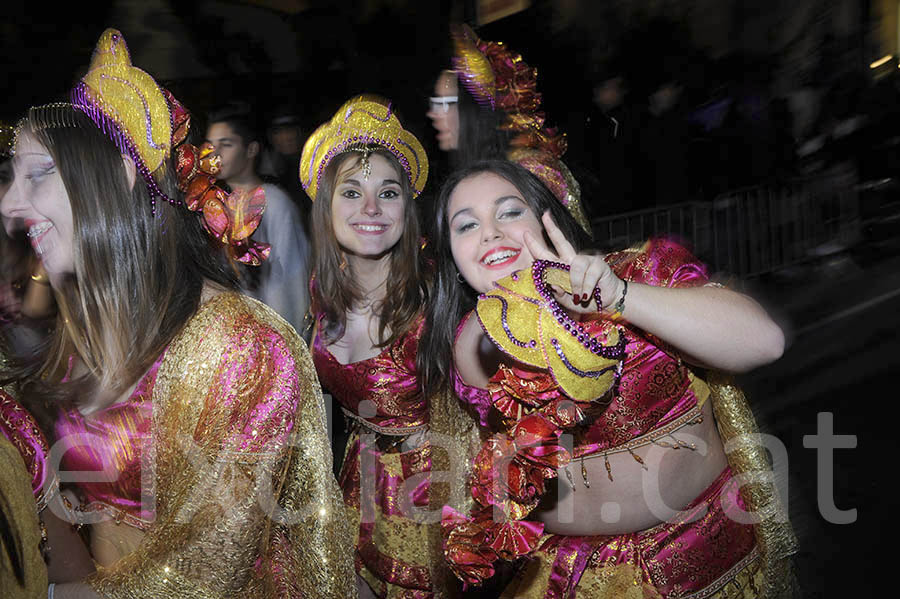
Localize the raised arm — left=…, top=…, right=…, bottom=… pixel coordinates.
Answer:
left=525, top=212, right=785, bottom=373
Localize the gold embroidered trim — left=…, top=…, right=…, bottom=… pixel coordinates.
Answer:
left=35, top=473, right=59, bottom=513
left=78, top=501, right=153, bottom=531
left=576, top=404, right=703, bottom=461
left=682, top=545, right=761, bottom=599
left=341, top=406, right=428, bottom=436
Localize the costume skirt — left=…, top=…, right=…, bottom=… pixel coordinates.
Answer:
left=340, top=428, right=439, bottom=598
left=500, top=467, right=762, bottom=599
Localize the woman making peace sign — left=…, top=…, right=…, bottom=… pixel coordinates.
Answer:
left=420, top=160, right=795, bottom=598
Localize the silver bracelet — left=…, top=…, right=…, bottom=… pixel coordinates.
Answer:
left=48, top=583, right=56, bottom=599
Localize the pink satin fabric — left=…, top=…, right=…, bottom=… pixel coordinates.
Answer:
left=54, top=311, right=301, bottom=529
left=528, top=467, right=756, bottom=598
left=313, top=314, right=434, bottom=595
left=0, top=388, right=50, bottom=501
left=54, top=353, right=163, bottom=527
left=313, top=315, right=427, bottom=431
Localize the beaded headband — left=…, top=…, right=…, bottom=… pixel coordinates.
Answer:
left=300, top=95, right=428, bottom=201
left=70, top=28, right=174, bottom=208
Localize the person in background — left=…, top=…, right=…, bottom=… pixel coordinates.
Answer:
left=262, top=103, right=309, bottom=223
left=206, top=102, right=312, bottom=339
left=1, top=29, right=354, bottom=598
left=426, top=23, right=592, bottom=238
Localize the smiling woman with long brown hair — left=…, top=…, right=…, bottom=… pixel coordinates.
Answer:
left=420, top=159, right=796, bottom=598
left=303, top=96, right=479, bottom=599
left=0, top=29, right=354, bottom=599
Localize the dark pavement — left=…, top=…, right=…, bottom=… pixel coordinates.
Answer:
left=733, top=239, right=898, bottom=598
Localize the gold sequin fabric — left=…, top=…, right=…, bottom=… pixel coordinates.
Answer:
left=0, top=435, right=49, bottom=599
left=706, top=373, right=798, bottom=599
left=86, top=293, right=356, bottom=598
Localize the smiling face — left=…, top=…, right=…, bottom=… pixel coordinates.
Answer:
left=427, top=70, right=460, bottom=151
left=447, top=171, right=544, bottom=293
left=330, top=152, right=407, bottom=261
left=0, top=131, right=75, bottom=276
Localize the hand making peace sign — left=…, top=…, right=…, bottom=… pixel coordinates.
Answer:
left=523, top=212, right=626, bottom=315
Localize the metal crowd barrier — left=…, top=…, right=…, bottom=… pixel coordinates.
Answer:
left=589, top=170, right=861, bottom=279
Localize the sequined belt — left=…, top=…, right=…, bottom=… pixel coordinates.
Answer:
left=341, top=407, right=428, bottom=437
left=570, top=404, right=704, bottom=484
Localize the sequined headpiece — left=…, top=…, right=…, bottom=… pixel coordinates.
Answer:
left=15, top=29, right=269, bottom=265
left=70, top=29, right=174, bottom=206
left=450, top=24, right=591, bottom=235
left=300, top=95, right=429, bottom=201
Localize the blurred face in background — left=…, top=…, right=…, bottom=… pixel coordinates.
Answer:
left=270, top=124, right=302, bottom=156
left=206, top=121, right=258, bottom=182
left=0, top=132, right=75, bottom=276
left=427, top=70, right=460, bottom=151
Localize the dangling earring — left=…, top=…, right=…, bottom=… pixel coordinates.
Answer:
left=339, top=252, right=348, bottom=271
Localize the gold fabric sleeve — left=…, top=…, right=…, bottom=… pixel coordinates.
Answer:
left=426, top=387, right=483, bottom=598
left=1, top=435, right=49, bottom=599
left=707, top=372, right=798, bottom=599
left=87, top=294, right=356, bottom=598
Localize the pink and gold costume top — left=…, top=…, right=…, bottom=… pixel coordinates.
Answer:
left=313, top=314, right=427, bottom=432
left=0, top=388, right=53, bottom=510
left=442, top=239, right=762, bottom=597
left=312, top=314, right=442, bottom=597
left=55, top=355, right=161, bottom=528
left=453, top=238, right=711, bottom=447
left=51, top=293, right=355, bottom=599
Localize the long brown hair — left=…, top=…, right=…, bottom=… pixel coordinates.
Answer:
left=310, top=148, right=429, bottom=347
left=11, top=106, right=237, bottom=406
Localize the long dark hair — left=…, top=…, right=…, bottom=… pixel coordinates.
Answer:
left=310, top=148, right=430, bottom=347
left=452, top=84, right=512, bottom=168
left=418, top=159, right=588, bottom=397
left=4, top=106, right=238, bottom=405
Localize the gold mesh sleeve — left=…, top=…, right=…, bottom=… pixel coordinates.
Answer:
left=86, top=294, right=355, bottom=598
left=426, top=387, right=484, bottom=598
left=707, top=372, right=798, bottom=599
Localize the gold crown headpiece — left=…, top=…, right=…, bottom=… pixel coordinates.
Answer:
left=450, top=24, right=497, bottom=109
left=70, top=28, right=174, bottom=207
left=450, top=24, right=590, bottom=235
left=300, top=95, right=428, bottom=201
left=15, top=30, right=269, bottom=264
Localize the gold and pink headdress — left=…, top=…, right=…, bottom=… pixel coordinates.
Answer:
left=55, top=29, right=268, bottom=264
left=451, top=24, right=591, bottom=235
left=300, top=95, right=429, bottom=201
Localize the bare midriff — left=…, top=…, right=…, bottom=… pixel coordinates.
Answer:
left=534, top=401, right=727, bottom=536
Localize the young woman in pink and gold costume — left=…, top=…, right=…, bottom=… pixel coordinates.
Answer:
left=420, top=160, right=798, bottom=598
left=301, top=96, right=479, bottom=599
left=0, top=29, right=355, bottom=598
